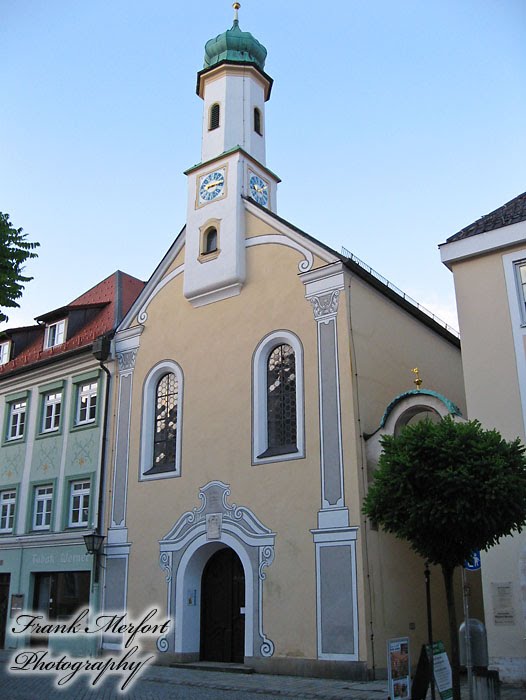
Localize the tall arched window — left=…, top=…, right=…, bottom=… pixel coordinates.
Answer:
left=140, top=361, right=184, bottom=480
left=253, top=331, right=304, bottom=464
left=209, top=103, right=220, bottom=130
left=254, top=107, right=262, bottom=135
left=151, top=373, right=178, bottom=473
left=267, top=344, right=296, bottom=453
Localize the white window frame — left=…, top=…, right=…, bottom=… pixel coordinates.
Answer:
left=0, top=341, right=10, bottom=365
left=8, top=400, right=26, bottom=441
left=33, top=485, right=53, bottom=530
left=76, top=381, right=98, bottom=425
left=68, top=480, right=90, bottom=528
left=252, top=330, right=305, bottom=465
left=0, top=490, right=16, bottom=533
left=140, top=360, right=184, bottom=481
left=44, top=319, right=66, bottom=349
left=42, top=391, right=62, bottom=432
left=514, top=260, right=526, bottom=325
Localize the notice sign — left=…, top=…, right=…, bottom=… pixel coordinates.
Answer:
left=491, top=582, right=515, bottom=626
left=388, top=637, right=411, bottom=699
left=429, top=641, right=453, bottom=700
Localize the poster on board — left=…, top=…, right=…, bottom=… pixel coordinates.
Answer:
left=387, top=637, right=411, bottom=699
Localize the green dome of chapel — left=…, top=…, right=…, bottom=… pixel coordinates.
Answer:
left=203, top=6, right=267, bottom=71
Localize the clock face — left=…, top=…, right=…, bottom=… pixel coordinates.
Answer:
left=199, top=168, right=226, bottom=204
left=249, top=173, right=269, bottom=207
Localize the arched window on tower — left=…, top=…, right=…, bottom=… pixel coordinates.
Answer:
left=254, top=107, right=262, bottom=135
left=203, top=227, right=218, bottom=255
left=209, top=103, right=220, bottom=131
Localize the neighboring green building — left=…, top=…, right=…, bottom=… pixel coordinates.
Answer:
left=0, top=271, right=143, bottom=654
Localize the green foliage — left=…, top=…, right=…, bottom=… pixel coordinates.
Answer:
left=0, top=212, right=39, bottom=323
left=363, top=416, right=526, bottom=568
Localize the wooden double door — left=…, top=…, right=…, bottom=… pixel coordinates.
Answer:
left=200, top=548, right=245, bottom=663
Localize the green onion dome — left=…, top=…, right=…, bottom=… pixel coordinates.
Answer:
left=203, top=17, right=267, bottom=71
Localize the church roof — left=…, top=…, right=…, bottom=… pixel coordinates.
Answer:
left=446, top=191, right=526, bottom=243
left=203, top=18, right=267, bottom=71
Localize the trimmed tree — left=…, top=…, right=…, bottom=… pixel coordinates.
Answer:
left=363, top=416, right=526, bottom=700
left=0, top=212, right=39, bottom=323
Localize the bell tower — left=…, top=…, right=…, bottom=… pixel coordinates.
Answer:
left=183, top=3, right=280, bottom=308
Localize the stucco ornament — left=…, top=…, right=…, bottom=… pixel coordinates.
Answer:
left=157, top=481, right=276, bottom=658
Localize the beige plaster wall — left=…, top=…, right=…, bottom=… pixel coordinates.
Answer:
left=450, top=250, right=523, bottom=441
left=449, top=245, right=526, bottom=682
left=122, top=227, right=330, bottom=661
left=343, top=271, right=478, bottom=669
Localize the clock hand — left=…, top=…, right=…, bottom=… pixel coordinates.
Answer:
left=205, top=179, right=223, bottom=190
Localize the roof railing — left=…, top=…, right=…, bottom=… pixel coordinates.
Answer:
left=341, top=246, right=460, bottom=339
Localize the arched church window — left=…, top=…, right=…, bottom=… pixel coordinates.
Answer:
left=150, top=372, right=178, bottom=473
left=254, top=107, right=262, bottom=135
left=266, top=344, right=297, bottom=454
left=252, top=331, right=304, bottom=463
left=140, top=361, right=183, bottom=480
left=209, top=103, right=220, bottom=130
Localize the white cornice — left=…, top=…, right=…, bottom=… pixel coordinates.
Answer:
left=440, top=220, right=526, bottom=269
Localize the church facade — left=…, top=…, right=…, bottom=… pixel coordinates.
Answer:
left=103, top=11, right=472, bottom=677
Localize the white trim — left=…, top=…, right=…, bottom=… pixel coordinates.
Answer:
left=243, top=198, right=339, bottom=266
left=246, top=235, right=313, bottom=272
left=252, top=330, right=305, bottom=465
left=68, top=479, right=91, bottom=528
left=0, top=489, right=16, bottom=533
left=139, top=360, right=184, bottom=480
left=0, top=341, right=11, bottom=365
left=503, top=248, right=526, bottom=437
left=44, top=319, right=66, bottom=349
left=440, top=219, right=526, bottom=269
left=33, top=484, right=53, bottom=530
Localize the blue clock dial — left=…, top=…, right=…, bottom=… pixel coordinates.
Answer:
left=249, top=174, right=269, bottom=206
left=199, top=169, right=225, bottom=204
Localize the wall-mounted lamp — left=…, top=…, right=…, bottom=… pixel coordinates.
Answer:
left=83, top=532, right=105, bottom=584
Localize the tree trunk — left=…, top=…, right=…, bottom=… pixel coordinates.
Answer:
left=441, top=564, right=461, bottom=700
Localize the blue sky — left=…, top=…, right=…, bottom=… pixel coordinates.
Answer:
left=2, top=0, right=525, bottom=331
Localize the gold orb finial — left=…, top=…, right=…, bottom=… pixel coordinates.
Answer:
left=233, top=2, right=241, bottom=21
left=411, top=367, right=423, bottom=390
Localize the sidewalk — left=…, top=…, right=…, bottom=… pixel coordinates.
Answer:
left=1, top=649, right=524, bottom=699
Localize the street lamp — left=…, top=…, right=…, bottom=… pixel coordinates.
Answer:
left=83, top=532, right=105, bottom=584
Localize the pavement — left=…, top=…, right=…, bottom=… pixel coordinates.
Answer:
left=0, top=650, right=524, bottom=699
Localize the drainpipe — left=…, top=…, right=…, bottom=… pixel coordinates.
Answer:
left=91, top=335, right=112, bottom=584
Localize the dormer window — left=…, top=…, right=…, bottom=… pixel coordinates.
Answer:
left=209, top=103, right=220, bottom=131
left=0, top=341, right=10, bottom=365
left=254, top=107, right=262, bottom=135
left=44, top=319, right=66, bottom=349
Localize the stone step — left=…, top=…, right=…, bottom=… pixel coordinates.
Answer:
left=169, top=661, right=255, bottom=675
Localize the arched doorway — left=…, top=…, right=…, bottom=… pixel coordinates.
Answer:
left=200, top=547, right=245, bottom=663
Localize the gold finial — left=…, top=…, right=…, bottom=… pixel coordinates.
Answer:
left=233, top=2, right=241, bottom=22
left=411, top=367, right=423, bottom=390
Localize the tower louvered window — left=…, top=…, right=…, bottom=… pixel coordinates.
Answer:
left=209, top=103, right=220, bottom=130
left=152, top=372, right=178, bottom=472
left=267, top=344, right=297, bottom=453
left=254, top=107, right=262, bottom=135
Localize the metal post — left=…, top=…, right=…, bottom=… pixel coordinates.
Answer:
left=462, top=567, right=474, bottom=700
left=425, top=563, right=436, bottom=700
